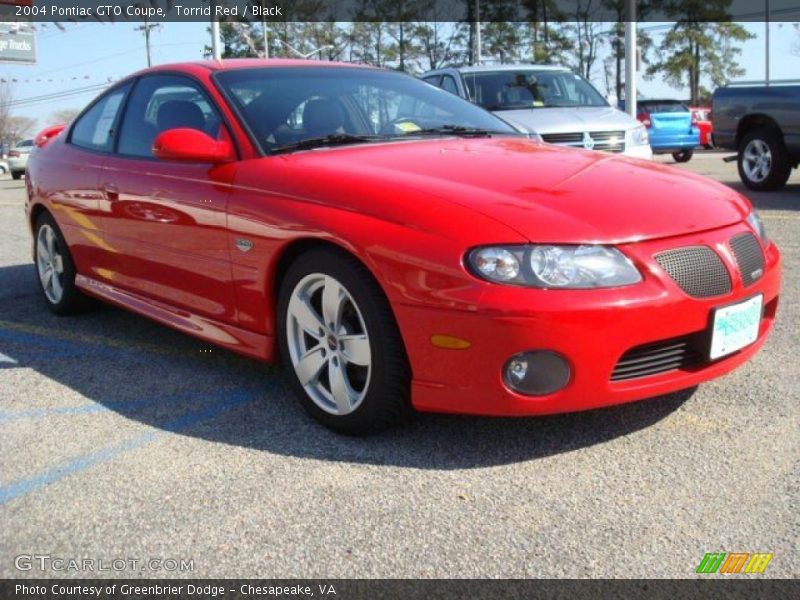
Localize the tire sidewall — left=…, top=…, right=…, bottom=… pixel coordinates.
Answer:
left=738, top=129, right=791, bottom=191
left=34, top=212, right=81, bottom=315
left=277, top=248, right=409, bottom=434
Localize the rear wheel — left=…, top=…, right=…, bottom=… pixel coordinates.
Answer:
left=737, top=128, right=792, bottom=191
left=34, top=213, right=86, bottom=315
left=672, top=149, right=694, bottom=163
left=277, top=248, right=410, bottom=435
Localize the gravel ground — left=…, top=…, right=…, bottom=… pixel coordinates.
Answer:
left=0, top=153, right=797, bottom=579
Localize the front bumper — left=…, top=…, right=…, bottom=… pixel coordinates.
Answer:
left=395, top=222, right=780, bottom=416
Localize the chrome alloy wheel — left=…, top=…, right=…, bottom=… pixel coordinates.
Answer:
left=285, top=273, right=372, bottom=416
left=742, top=139, right=772, bottom=183
left=36, top=223, right=65, bottom=304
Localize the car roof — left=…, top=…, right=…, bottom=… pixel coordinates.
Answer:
left=130, top=58, right=375, bottom=78
left=426, top=64, right=570, bottom=76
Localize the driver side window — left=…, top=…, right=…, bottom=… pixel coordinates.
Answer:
left=116, top=75, right=224, bottom=158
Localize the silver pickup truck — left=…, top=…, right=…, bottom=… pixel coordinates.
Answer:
left=712, top=84, right=800, bottom=191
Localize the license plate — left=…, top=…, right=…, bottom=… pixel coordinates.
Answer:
left=709, top=295, right=763, bottom=360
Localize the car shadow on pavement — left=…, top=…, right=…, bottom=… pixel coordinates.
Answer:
left=726, top=182, right=800, bottom=212
left=0, top=263, right=694, bottom=470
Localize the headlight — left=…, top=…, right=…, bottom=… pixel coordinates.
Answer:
left=746, top=210, right=767, bottom=242
left=468, top=245, right=642, bottom=288
left=627, top=124, right=649, bottom=146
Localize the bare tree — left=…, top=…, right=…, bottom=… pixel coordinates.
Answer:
left=50, top=108, right=80, bottom=124
left=5, top=116, right=37, bottom=142
left=0, top=82, right=14, bottom=143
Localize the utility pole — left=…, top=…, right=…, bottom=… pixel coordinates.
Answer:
left=262, top=0, right=269, bottom=58
left=210, top=0, right=221, bottom=60
left=474, top=0, right=482, bottom=65
left=135, top=19, right=161, bottom=67
left=624, top=0, right=637, bottom=118
left=765, top=0, right=770, bottom=86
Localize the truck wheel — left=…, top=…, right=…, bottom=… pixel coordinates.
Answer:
left=738, top=128, right=792, bottom=191
left=672, top=150, right=693, bottom=163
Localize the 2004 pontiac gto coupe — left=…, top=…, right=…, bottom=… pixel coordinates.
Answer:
left=25, top=60, right=780, bottom=434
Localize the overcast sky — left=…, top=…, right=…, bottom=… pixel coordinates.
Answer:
left=2, top=21, right=798, bottom=129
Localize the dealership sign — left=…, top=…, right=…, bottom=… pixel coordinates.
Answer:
left=0, top=21, right=36, bottom=64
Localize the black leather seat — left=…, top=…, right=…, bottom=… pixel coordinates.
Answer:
left=157, top=100, right=206, bottom=132
left=302, top=98, right=345, bottom=137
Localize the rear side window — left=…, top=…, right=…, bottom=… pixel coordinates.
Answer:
left=70, top=84, right=131, bottom=152
left=640, top=101, right=689, bottom=113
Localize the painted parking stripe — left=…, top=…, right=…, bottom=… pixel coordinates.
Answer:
left=0, top=351, right=17, bottom=365
left=0, top=387, right=262, bottom=423
left=0, top=389, right=260, bottom=506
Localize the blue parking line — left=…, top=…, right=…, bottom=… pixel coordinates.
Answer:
left=0, top=387, right=261, bottom=423
left=0, top=388, right=260, bottom=506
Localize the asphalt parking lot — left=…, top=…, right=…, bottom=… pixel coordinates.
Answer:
left=0, top=152, right=797, bottom=579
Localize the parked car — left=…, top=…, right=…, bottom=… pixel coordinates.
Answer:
left=631, top=99, right=700, bottom=162
left=0, top=159, right=8, bottom=175
left=691, top=106, right=714, bottom=149
left=712, top=84, right=800, bottom=191
left=8, top=138, right=34, bottom=179
left=422, top=64, right=652, bottom=160
left=26, top=59, right=779, bottom=434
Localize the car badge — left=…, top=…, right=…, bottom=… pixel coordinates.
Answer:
left=751, top=268, right=763, bottom=279
left=235, top=239, right=254, bottom=253
left=582, top=132, right=595, bottom=150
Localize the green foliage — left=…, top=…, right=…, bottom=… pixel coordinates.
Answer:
left=645, top=0, right=754, bottom=104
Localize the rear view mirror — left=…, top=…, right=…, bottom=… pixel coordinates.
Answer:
left=152, top=128, right=234, bottom=164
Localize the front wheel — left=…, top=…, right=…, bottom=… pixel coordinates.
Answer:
left=672, top=150, right=694, bottom=163
left=34, top=212, right=86, bottom=315
left=737, top=128, right=792, bottom=191
left=277, top=248, right=410, bottom=435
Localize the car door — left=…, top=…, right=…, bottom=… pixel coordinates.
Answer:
left=99, top=73, right=238, bottom=324
left=43, top=82, right=132, bottom=281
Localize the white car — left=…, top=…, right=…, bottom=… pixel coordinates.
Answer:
left=422, top=64, right=652, bottom=160
left=8, top=138, right=34, bottom=179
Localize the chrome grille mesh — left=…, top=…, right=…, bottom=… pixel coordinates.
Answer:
left=655, top=246, right=732, bottom=298
left=540, top=130, right=626, bottom=153
left=730, top=232, right=765, bottom=287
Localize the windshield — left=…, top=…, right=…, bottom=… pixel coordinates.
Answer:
left=463, top=69, right=608, bottom=111
left=215, top=67, right=518, bottom=154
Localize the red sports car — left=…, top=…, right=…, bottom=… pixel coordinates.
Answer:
left=25, top=60, right=780, bottom=434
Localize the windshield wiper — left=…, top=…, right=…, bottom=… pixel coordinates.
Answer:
left=400, top=125, right=504, bottom=138
left=270, top=133, right=386, bottom=155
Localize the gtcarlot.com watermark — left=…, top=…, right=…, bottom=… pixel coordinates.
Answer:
left=14, top=554, right=194, bottom=573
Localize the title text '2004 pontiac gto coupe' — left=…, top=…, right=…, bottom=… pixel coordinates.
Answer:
left=26, top=60, right=780, bottom=434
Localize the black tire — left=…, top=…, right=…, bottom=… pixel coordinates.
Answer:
left=672, top=149, right=694, bottom=163
left=277, top=247, right=411, bottom=435
left=33, top=212, right=87, bottom=315
left=737, top=127, right=792, bottom=192
left=703, top=143, right=714, bottom=150
left=11, top=171, right=23, bottom=180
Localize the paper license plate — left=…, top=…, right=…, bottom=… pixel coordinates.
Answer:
left=709, top=295, right=763, bottom=360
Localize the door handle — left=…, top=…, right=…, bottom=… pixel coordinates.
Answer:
left=103, top=183, right=119, bottom=202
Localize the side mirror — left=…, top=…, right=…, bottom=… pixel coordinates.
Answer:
left=152, top=128, right=234, bottom=164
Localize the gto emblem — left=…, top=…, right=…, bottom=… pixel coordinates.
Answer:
left=751, top=268, right=763, bottom=279
left=582, top=132, right=595, bottom=150
left=235, top=239, right=254, bottom=253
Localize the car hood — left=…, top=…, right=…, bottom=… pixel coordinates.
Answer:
left=271, top=137, right=749, bottom=245
left=497, top=106, right=640, bottom=135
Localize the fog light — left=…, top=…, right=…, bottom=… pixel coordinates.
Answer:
left=503, top=351, right=570, bottom=396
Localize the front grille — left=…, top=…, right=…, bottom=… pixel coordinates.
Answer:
left=655, top=246, right=732, bottom=298
left=540, top=130, right=626, bottom=153
left=730, top=232, right=765, bottom=287
left=611, top=334, right=705, bottom=381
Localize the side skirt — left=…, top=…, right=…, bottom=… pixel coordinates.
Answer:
left=75, top=274, right=274, bottom=362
